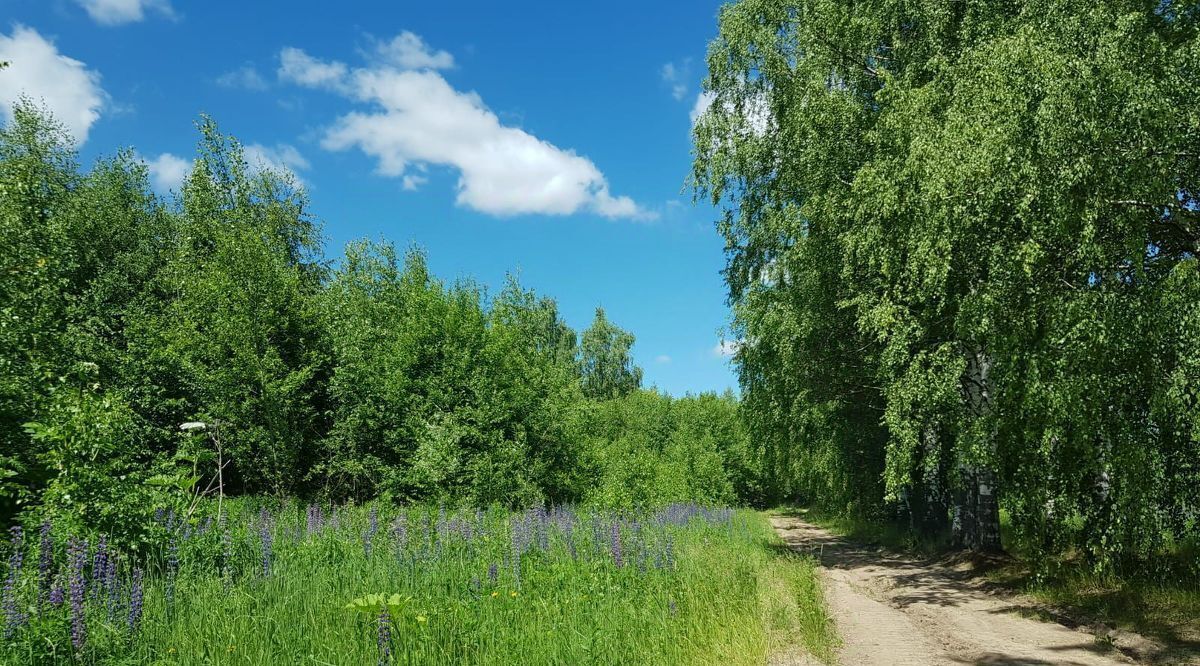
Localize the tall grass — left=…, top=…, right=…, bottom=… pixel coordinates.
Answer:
left=2, top=501, right=833, bottom=665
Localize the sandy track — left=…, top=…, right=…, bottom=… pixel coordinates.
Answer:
left=771, top=515, right=1156, bottom=666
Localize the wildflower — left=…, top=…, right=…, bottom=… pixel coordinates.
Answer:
left=509, top=590, right=517, bottom=598
left=391, top=515, right=408, bottom=557
left=364, top=506, right=379, bottom=558
left=220, top=512, right=233, bottom=585
left=90, top=535, right=108, bottom=600
left=128, top=568, right=144, bottom=634
left=37, top=520, right=52, bottom=606
left=490, top=591, right=499, bottom=598
left=49, top=582, right=64, bottom=606
left=166, top=530, right=179, bottom=608
left=487, top=562, right=498, bottom=583
left=4, top=526, right=26, bottom=638
left=105, top=554, right=119, bottom=622
left=68, top=537, right=87, bottom=651
left=610, top=522, right=624, bottom=568
left=259, top=510, right=273, bottom=578
left=376, top=608, right=392, bottom=665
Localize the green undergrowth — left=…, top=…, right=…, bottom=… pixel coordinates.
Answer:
left=2, top=502, right=835, bottom=665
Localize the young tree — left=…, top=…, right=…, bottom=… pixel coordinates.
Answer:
left=579, top=308, right=642, bottom=400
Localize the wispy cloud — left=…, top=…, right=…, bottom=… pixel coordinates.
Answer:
left=660, top=59, right=691, bottom=101
left=145, top=152, right=190, bottom=192
left=370, top=32, right=454, bottom=70
left=0, top=25, right=106, bottom=145
left=277, top=33, right=652, bottom=220
left=75, top=0, right=175, bottom=26
left=217, top=65, right=269, bottom=91
left=244, top=142, right=310, bottom=183
left=712, top=339, right=741, bottom=357
left=655, top=355, right=672, bottom=364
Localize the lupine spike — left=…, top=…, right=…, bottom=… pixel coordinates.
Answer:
left=4, top=526, right=25, bottom=638
left=127, top=568, right=144, bottom=634
left=68, top=537, right=87, bottom=651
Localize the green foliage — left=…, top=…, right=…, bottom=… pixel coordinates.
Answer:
left=22, top=367, right=177, bottom=548
left=0, top=102, right=758, bottom=542
left=694, top=0, right=1200, bottom=568
left=579, top=307, right=643, bottom=400
left=0, top=501, right=832, bottom=665
left=579, top=390, right=754, bottom=509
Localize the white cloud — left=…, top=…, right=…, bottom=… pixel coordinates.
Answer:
left=217, top=65, right=268, bottom=91
left=75, top=0, right=174, bottom=25
left=690, top=91, right=714, bottom=125
left=278, top=47, right=349, bottom=91
left=691, top=89, right=771, bottom=135
left=145, top=152, right=190, bottom=192
left=713, top=339, right=741, bottom=357
left=278, top=36, right=651, bottom=220
left=372, top=32, right=454, bottom=70
left=143, top=144, right=306, bottom=193
left=244, top=142, right=310, bottom=182
left=655, top=355, right=672, bottom=364
left=401, top=173, right=427, bottom=191
left=0, top=25, right=106, bottom=145
left=661, top=60, right=690, bottom=101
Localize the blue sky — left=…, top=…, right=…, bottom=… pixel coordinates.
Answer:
left=0, top=0, right=738, bottom=395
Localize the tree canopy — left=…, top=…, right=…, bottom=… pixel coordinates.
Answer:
left=694, top=0, right=1200, bottom=567
left=0, top=103, right=754, bottom=545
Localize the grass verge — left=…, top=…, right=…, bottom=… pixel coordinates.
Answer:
left=4, top=502, right=835, bottom=665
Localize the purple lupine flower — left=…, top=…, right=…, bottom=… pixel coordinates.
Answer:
left=610, top=522, right=623, bottom=568
left=127, top=568, right=144, bottom=634
left=4, top=526, right=25, bottom=638
left=49, top=582, right=64, bottom=606
left=487, top=562, right=498, bottom=583
left=363, top=507, right=379, bottom=558
left=90, top=535, right=108, bottom=600
left=391, top=515, right=408, bottom=557
left=37, top=520, right=53, bottom=606
left=165, top=531, right=179, bottom=607
left=306, top=504, right=322, bottom=536
left=665, top=534, right=675, bottom=570
left=668, top=598, right=678, bottom=616
left=220, top=513, right=233, bottom=585
left=377, top=608, right=392, bottom=666
left=510, top=521, right=523, bottom=587
left=259, top=510, right=273, bottom=578
left=68, top=537, right=87, bottom=651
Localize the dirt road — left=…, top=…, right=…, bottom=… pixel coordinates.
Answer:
left=772, top=515, right=1174, bottom=666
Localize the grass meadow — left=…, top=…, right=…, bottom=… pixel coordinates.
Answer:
left=1, top=502, right=834, bottom=665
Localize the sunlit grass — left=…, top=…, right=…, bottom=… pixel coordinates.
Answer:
left=3, top=502, right=834, bottom=665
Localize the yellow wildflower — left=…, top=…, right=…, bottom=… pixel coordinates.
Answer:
left=490, top=591, right=499, bottom=598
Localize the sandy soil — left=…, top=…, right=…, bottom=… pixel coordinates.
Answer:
left=771, top=515, right=1190, bottom=666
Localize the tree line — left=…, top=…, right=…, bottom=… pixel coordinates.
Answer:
left=0, top=104, right=755, bottom=546
left=693, top=0, right=1200, bottom=572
